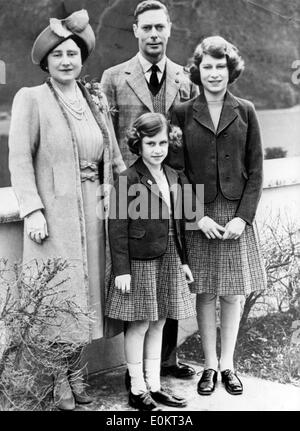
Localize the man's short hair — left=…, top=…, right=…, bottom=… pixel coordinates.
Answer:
left=134, top=0, right=170, bottom=23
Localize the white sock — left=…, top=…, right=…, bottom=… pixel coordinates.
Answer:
left=220, top=359, right=234, bottom=372
left=144, top=358, right=161, bottom=392
left=127, top=362, right=147, bottom=395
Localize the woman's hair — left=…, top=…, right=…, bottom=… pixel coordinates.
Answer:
left=126, top=113, right=182, bottom=155
left=190, top=35, right=245, bottom=85
left=40, top=34, right=89, bottom=72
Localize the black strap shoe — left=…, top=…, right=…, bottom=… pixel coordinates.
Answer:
left=128, top=391, right=162, bottom=411
left=160, top=362, right=196, bottom=378
left=150, top=388, right=187, bottom=407
left=221, top=369, right=243, bottom=395
left=197, top=368, right=218, bottom=395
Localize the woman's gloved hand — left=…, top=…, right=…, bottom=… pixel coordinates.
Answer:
left=25, top=210, right=48, bottom=244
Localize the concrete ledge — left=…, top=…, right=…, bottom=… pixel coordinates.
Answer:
left=84, top=362, right=300, bottom=411
left=263, top=156, right=300, bottom=189
left=0, top=187, right=21, bottom=223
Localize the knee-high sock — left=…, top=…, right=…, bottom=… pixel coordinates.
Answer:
left=144, top=358, right=161, bottom=392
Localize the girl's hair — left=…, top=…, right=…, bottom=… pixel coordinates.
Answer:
left=190, top=35, right=245, bottom=86
left=126, top=113, right=182, bottom=155
left=40, top=34, right=89, bottom=72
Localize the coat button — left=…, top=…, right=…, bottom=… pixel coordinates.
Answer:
left=223, top=133, right=228, bottom=137
left=226, top=176, right=230, bottom=181
left=225, top=154, right=230, bottom=159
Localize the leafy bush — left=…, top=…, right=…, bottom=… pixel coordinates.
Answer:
left=264, top=146, right=288, bottom=159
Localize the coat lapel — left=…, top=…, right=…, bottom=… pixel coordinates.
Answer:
left=134, top=158, right=179, bottom=206
left=164, top=163, right=179, bottom=210
left=193, top=91, right=239, bottom=135
left=193, top=92, right=215, bottom=134
left=216, top=91, right=239, bottom=135
left=165, top=59, right=181, bottom=113
left=125, top=55, right=154, bottom=112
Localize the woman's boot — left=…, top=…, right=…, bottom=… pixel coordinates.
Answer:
left=68, top=349, right=93, bottom=404
left=53, top=370, right=75, bottom=410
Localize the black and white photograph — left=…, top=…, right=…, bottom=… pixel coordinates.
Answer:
left=0, top=0, right=299, bottom=417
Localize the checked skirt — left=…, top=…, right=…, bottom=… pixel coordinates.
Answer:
left=186, top=193, right=267, bottom=296
left=105, top=234, right=195, bottom=322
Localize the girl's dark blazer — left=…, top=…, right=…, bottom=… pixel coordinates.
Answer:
left=168, top=91, right=263, bottom=225
left=108, top=157, right=189, bottom=276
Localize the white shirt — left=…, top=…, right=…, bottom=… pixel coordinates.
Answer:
left=137, top=52, right=167, bottom=84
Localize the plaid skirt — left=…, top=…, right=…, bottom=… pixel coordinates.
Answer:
left=186, top=193, right=267, bottom=296
left=105, top=234, right=196, bottom=321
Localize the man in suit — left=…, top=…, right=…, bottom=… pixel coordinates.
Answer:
left=101, top=0, right=197, bottom=379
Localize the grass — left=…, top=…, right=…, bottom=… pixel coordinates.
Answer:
left=178, top=311, right=300, bottom=387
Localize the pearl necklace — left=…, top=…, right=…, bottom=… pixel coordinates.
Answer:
left=51, top=79, right=86, bottom=120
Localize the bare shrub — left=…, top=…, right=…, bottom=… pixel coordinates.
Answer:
left=0, top=258, right=89, bottom=411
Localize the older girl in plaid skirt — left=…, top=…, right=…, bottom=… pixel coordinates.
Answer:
left=169, top=36, right=267, bottom=397
left=105, top=113, right=195, bottom=410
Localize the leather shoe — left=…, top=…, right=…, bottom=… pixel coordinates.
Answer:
left=160, top=362, right=196, bottom=378
left=197, top=368, right=217, bottom=395
left=128, top=391, right=162, bottom=411
left=221, top=369, right=243, bottom=395
left=150, top=388, right=187, bottom=407
left=72, top=388, right=93, bottom=404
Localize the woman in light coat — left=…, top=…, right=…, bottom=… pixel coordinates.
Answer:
left=8, top=10, right=125, bottom=410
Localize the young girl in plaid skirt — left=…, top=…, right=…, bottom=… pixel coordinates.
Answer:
left=105, top=113, right=195, bottom=410
left=169, top=36, right=267, bottom=397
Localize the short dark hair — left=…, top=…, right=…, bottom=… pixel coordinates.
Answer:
left=126, top=113, right=182, bottom=155
left=134, top=0, right=170, bottom=23
left=40, top=34, right=89, bottom=72
left=190, top=36, right=245, bottom=86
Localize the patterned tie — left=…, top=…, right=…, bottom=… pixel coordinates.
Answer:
left=149, top=64, right=160, bottom=94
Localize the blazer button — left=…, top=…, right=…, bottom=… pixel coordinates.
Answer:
left=225, top=176, right=230, bottom=181
left=225, top=154, right=230, bottom=159
left=223, top=133, right=228, bottom=137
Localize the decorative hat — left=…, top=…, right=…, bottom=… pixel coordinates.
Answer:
left=31, top=9, right=95, bottom=65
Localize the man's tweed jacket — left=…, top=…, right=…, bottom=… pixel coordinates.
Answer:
left=101, top=53, right=198, bottom=166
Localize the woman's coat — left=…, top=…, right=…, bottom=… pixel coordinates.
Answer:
left=8, top=80, right=125, bottom=343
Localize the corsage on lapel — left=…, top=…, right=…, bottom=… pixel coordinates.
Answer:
left=80, top=76, right=118, bottom=116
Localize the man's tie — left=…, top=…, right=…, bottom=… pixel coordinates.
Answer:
left=149, top=64, right=160, bottom=95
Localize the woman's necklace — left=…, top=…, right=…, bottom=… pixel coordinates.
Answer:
left=51, top=79, right=86, bottom=120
